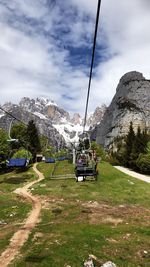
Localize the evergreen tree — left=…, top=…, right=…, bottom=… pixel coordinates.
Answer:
left=125, top=122, right=135, bottom=166
left=146, top=141, right=150, bottom=155
left=91, top=141, right=106, bottom=160
left=0, top=128, right=9, bottom=159
left=135, top=126, right=148, bottom=154
left=142, top=129, right=150, bottom=150
left=11, top=123, right=27, bottom=148
left=26, top=120, right=41, bottom=161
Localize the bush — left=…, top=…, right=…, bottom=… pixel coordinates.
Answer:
left=105, top=154, right=120, bottom=166
left=146, top=141, right=150, bottom=155
left=91, top=142, right=106, bottom=160
left=43, top=149, right=54, bottom=158
left=136, top=154, right=150, bottom=174
left=12, top=149, right=32, bottom=160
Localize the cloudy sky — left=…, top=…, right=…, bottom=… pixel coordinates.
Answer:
left=0, top=0, right=150, bottom=114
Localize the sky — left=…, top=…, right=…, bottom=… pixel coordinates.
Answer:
left=0, top=0, right=150, bottom=114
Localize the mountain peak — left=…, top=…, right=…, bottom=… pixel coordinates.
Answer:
left=96, top=71, right=150, bottom=149
left=19, top=97, right=57, bottom=110
left=36, top=97, right=58, bottom=107
left=0, top=96, right=107, bottom=146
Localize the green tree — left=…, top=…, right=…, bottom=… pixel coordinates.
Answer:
left=111, top=136, right=127, bottom=165
left=142, top=129, right=150, bottom=152
left=0, top=128, right=9, bottom=159
left=125, top=122, right=135, bottom=166
left=26, top=120, right=41, bottom=161
left=12, top=149, right=32, bottom=160
left=136, top=154, right=150, bottom=174
left=130, top=126, right=150, bottom=169
left=134, top=126, right=148, bottom=154
left=91, top=141, right=106, bottom=160
left=39, top=135, right=54, bottom=156
left=11, top=123, right=27, bottom=148
left=146, top=141, right=150, bottom=155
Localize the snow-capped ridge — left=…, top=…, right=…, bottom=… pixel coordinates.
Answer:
left=0, top=96, right=107, bottom=146
left=53, top=122, right=84, bottom=144
left=36, top=97, right=58, bottom=107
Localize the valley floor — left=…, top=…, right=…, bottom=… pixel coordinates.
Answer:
left=0, top=161, right=150, bottom=267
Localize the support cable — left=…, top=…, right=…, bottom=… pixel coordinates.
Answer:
left=0, top=106, right=27, bottom=125
left=83, top=0, right=102, bottom=132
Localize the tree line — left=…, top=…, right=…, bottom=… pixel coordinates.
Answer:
left=0, top=120, right=68, bottom=168
left=110, top=122, right=150, bottom=174
left=0, top=120, right=41, bottom=164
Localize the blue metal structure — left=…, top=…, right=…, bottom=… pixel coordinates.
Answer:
left=45, top=158, right=55, bottom=163
left=7, top=158, right=28, bottom=167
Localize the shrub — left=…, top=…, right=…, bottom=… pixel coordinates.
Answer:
left=146, top=141, right=150, bottom=155
left=43, top=149, right=54, bottom=158
left=105, top=154, right=120, bottom=166
left=12, top=149, right=32, bottom=160
left=136, top=154, right=150, bottom=174
left=91, top=141, right=106, bottom=160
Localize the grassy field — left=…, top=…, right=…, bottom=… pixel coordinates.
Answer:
left=0, top=166, right=37, bottom=254
left=9, top=161, right=150, bottom=267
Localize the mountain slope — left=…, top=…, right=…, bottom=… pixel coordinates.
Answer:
left=0, top=97, right=106, bottom=147
left=96, top=71, right=150, bottom=149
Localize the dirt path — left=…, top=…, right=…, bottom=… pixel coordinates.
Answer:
left=114, top=166, right=150, bottom=183
left=0, top=163, right=44, bottom=267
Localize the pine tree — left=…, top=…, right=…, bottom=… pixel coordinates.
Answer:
left=26, top=120, right=41, bottom=161
left=142, top=129, right=150, bottom=151
left=0, top=128, right=9, bottom=159
left=132, top=127, right=149, bottom=160
left=128, top=126, right=150, bottom=169
left=11, top=123, right=27, bottom=148
left=146, top=141, right=150, bottom=155
left=125, top=122, right=135, bottom=166
left=130, top=126, right=142, bottom=168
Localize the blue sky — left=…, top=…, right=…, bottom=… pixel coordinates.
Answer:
left=0, top=0, right=150, bottom=114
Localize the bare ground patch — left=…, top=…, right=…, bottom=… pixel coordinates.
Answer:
left=81, top=201, right=150, bottom=226
left=39, top=196, right=150, bottom=227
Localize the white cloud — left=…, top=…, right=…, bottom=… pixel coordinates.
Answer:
left=0, top=0, right=150, bottom=115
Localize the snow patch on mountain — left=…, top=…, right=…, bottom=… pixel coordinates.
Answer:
left=36, top=97, right=57, bottom=107
left=33, top=112, right=48, bottom=120
left=53, top=122, right=84, bottom=144
left=0, top=96, right=107, bottom=146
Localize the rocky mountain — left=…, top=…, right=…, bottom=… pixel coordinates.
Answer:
left=87, top=105, right=107, bottom=129
left=96, top=71, right=150, bottom=149
left=0, top=101, right=66, bottom=149
left=0, top=97, right=106, bottom=147
left=19, top=97, right=70, bottom=123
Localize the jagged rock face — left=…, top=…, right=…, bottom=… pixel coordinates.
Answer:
left=19, top=97, right=70, bottom=123
left=0, top=101, right=66, bottom=149
left=46, top=105, right=70, bottom=122
left=71, top=113, right=82, bottom=125
left=0, top=96, right=106, bottom=146
left=87, top=105, right=107, bottom=128
left=96, top=71, right=150, bottom=149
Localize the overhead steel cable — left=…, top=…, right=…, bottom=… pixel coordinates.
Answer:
left=0, top=106, right=27, bottom=125
left=83, top=0, right=102, bottom=132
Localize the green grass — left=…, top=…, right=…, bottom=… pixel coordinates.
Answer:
left=37, top=162, right=55, bottom=178
left=0, top=166, right=37, bottom=254
left=37, top=161, right=75, bottom=177
left=9, top=161, right=150, bottom=267
left=14, top=223, right=150, bottom=267
left=0, top=166, right=37, bottom=192
left=35, top=161, right=150, bottom=207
